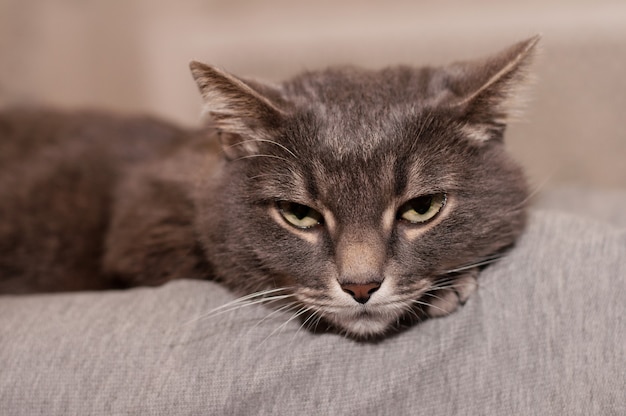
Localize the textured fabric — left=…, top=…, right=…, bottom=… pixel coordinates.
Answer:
left=1, top=208, right=625, bottom=415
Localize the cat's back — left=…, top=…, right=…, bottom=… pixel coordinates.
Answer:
left=0, top=108, right=192, bottom=292
left=0, top=108, right=187, bottom=166
left=0, top=108, right=191, bottom=211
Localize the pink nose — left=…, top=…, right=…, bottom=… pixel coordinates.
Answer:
left=341, top=282, right=381, bottom=304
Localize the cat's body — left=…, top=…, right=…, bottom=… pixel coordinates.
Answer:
left=0, top=37, right=538, bottom=338
left=0, top=109, right=214, bottom=292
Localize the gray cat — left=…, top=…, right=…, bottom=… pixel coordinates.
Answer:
left=0, top=36, right=538, bottom=339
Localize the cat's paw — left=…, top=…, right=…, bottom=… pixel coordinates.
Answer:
left=425, top=271, right=478, bottom=318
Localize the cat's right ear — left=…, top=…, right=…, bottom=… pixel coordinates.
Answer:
left=189, top=61, right=286, bottom=159
left=437, top=36, right=540, bottom=143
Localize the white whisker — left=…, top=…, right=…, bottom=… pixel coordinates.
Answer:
left=410, top=298, right=449, bottom=314
left=510, top=169, right=558, bottom=212
left=420, top=290, right=459, bottom=306
left=248, top=173, right=297, bottom=181
left=400, top=302, right=423, bottom=322
left=247, top=301, right=302, bottom=333
left=257, top=306, right=312, bottom=348
left=445, top=255, right=503, bottom=274
left=311, top=311, right=326, bottom=333
left=291, top=309, right=322, bottom=342
left=183, top=287, right=294, bottom=325
left=228, top=138, right=298, bottom=159
left=196, top=294, right=294, bottom=321
left=233, top=154, right=290, bottom=164
left=428, top=282, right=471, bottom=292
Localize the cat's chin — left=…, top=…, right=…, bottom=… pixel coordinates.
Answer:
left=327, top=310, right=398, bottom=339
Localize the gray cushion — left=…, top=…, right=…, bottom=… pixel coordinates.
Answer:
left=1, top=199, right=625, bottom=414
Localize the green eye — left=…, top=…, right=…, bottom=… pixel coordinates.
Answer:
left=398, top=193, right=446, bottom=224
left=277, top=201, right=324, bottom=229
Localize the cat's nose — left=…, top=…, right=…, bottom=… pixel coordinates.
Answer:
left=341, top=282, right=381, bottom=304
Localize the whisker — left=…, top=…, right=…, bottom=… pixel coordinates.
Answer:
left=233, top=154, right=291, bottom=164
left=400, top=302, right=423, bottom=321
left=257, top=306, right=312, bottom=347
left=247, top=301, right=302, bottom=333
left=291, top=309, right=322, bottom=342
left=410, top=299, right=437, bottom=308
left=297, top=309, right=319, bottom=334
left=248, top=173, right=297, bottom=181
left=205, top=294, right=295, bottom=319
left=428, top=281, right=474, bottom=292
left=277, top=306, right=312, bottom=334
left=510, top=169, right=558, bottom=212
left=311, top=311, right=326, bottom=333
left=183, top=287, right=294, bottom=325
left=419, top=290, right=461, bottom=309
left=445, top=255, right=503, bottom=274
left=199, top=287, right=289, bottom=313
left=227, top=138, right=299, bottom=160
left=409, top=299, right=449, bottom=314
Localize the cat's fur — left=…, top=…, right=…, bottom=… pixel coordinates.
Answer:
left=0, top=37, right=538, bottom=338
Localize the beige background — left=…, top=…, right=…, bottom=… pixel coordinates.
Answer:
left=1, top=0, right=625, bottom=189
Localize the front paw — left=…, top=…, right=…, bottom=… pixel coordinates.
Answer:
left=425, top=270, right=478, bottom=318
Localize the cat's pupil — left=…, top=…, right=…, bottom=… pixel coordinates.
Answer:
left=411, top=196, right=433, bottom=214
left=397, top=193, right=445, bottom=224
left=277, top=201, right=323, bottom=229
left=292, top=203, right=311, bottom=220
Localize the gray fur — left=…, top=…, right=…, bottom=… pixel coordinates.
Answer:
left=0, top=37, right=538, bottom=338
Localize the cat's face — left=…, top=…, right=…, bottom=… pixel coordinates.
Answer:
left=192, top=37, right=537, bottom=338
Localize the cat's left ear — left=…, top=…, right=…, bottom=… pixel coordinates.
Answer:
left=442, top=35, right=540, bottom=142
left=190, top=61, right=286, bottom=159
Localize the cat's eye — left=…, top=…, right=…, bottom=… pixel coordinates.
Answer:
left=397, top=193, right=446, bottom=224
left=277, top=201, right=324, bottom=229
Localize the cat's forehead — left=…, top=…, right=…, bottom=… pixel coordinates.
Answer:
left=283, top=66, right=437, bottom=107
left=280, top=66, right=448, bottom=156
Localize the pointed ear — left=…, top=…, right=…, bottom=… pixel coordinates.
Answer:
left=189, top=61, right=286, bottom=159
left=442, top=35, right=540, bottom=142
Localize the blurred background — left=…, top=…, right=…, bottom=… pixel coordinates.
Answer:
left=1, top=0, right=625, bottom=189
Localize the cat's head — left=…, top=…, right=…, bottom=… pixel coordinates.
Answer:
left=190, top=37, right=538, bottom=339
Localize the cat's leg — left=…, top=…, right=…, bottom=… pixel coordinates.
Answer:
left=425, top=269, right=479, bottom=318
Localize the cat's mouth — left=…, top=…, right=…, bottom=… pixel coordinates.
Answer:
left=328, top=307, right=400, bottom=338
left=293, top=282, right=429, bottom=339
left=302, top=300, right=405, bottom=339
